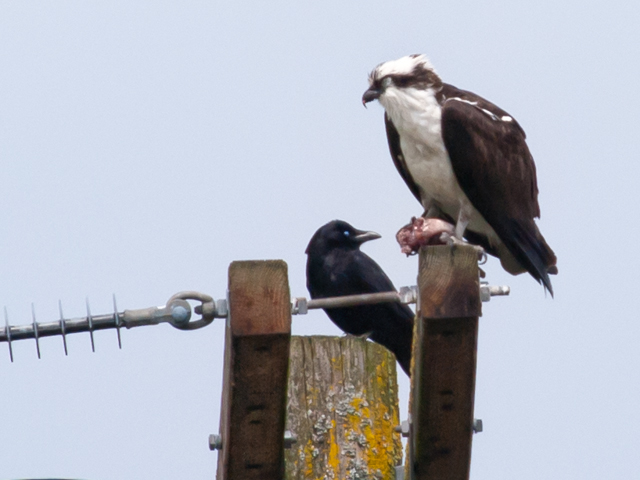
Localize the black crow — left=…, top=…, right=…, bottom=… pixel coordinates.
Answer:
left=305, top=220, right=414, bottom=376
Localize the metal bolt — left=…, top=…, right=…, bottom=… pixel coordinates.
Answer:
left=394, top=419, right=411, bottom=438
left=284, top=430, right=297, bottom=449
left=216, top=299, right=229, bottom=317
left=209, top=434, right=223, bottom=451
left=170, top=304, right=190, bottom=325
left=473, top=418, right=483, bottom=433
left=480, top=283, right=510, bottom=302
left=291, top=297, right=308, bottom=315
left=398, top=285, right=418, bottom=305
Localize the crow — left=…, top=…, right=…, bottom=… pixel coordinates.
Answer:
left=305, top=220, right=414, bottom=376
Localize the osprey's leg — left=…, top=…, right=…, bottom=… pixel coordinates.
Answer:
left=452, top=204, right=487, bottom=262
left=455, top=205, right=471, bottom=240
left=424, top=203, right=440, bottom=219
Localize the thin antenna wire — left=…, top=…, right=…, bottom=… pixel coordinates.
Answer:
left=85, top=298, right=95, bottom=353
left=31, top=304, right=41, bottom=359
left=59, top=300, right=68, bottom=356
left=113, top=294, right=122, bottom=349
left=4, top=307, right=13, bottom=362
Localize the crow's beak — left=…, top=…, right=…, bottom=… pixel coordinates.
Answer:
left=354, top=229, right=382, bottom=244
left=362, top=88, right=382, bottom=107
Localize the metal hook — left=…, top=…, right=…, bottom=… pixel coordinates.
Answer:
left=58, top=300, right=68, bottom=356
left=31, top=304, right=41, bottom=359
left=113, top=294, right=122, bottom=349
left=4, top=307, right=13, bottom=362
left=85, top=298, right=95, bottom=353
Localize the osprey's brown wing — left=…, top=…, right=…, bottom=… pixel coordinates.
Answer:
left=440, top=85, right=557, bottom=294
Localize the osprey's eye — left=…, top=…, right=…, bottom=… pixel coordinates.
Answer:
left=381, top=77, right=393, bottom=89
left=393, top=76, right=412, bottom=87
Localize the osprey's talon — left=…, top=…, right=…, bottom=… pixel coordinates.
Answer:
left=439, top=231, right=464, bottom=246
left=440, top=232, right=486, bottom=263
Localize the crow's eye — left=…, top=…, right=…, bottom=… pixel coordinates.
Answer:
left=343, top=230, right=350, bottom=237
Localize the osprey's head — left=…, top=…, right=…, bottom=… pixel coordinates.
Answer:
left=362, top=54, right=442, bottom=106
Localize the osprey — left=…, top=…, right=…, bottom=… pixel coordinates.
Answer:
left=362, top=54, right=557, bottom=294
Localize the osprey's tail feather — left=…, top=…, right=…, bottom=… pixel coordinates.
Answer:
left=504, top=220, right=557, bottom=297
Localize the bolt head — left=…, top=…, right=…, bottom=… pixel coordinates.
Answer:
left=209, top=433, right=223, bottom=450
left=473, top=418, right=483, bottom=433
left=284, top=430, right=297, bottom=448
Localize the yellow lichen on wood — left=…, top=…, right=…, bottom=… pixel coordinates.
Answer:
left=285, top=336, right=403, bottom=480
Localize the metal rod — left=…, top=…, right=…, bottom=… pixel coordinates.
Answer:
left=291, top=283, right=508, bottom=315
left=1, top=311, right=125, bottom=342
left=0, top=293, right=214, bottom=351
left=308, top=291, right=402, bottom=309
left=0, top=283, right=510, bottom=357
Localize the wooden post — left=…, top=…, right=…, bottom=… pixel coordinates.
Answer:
left=408, top=245, right=482, bottom=480
left=216, top=260, right=292, bottom=480
left=285, top=336, right=403, bottom=479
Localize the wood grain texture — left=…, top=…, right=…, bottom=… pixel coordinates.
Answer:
left=216, top=260, right=292, bottom=480
left=285, top=336, right=403, bottom=480
left=418, top=245, right=481, bottom=319
left=227, top=260, right=291, bottom=336
left=409, top=245, right=481, bottom=480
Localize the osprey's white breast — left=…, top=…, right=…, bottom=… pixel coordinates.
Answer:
left=380, top=87, right=498, bottom=244
left=380, top=88, right=468, bottom=214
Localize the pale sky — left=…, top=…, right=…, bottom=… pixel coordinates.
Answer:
left=1, top=1, right=639, bottom=479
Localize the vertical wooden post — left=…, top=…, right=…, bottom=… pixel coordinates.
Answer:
left=285, top=336, right=403, bottom=479
left=216, top=260, right=292, bottom=480
left=408, top=245, right=482, bottom=480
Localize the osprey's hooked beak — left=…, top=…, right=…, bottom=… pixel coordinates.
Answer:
left=353, top=229, right=381, bottom=244
left=362, top=87, right=382, bottom=107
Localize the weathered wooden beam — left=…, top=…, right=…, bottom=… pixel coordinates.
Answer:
left=285, top=336, right=403, bottom=479
left=216, top=260, right=292, bottom=480
left=409, top=244, right=482, bottom=480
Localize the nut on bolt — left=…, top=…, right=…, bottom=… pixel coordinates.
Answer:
left=209, top=434, right=223, bottom=451
left=394, top=420, right=411, bottom=438
left=473, top=418, right=483, bottom=433
left=284, top=430, right=297, bottom=449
